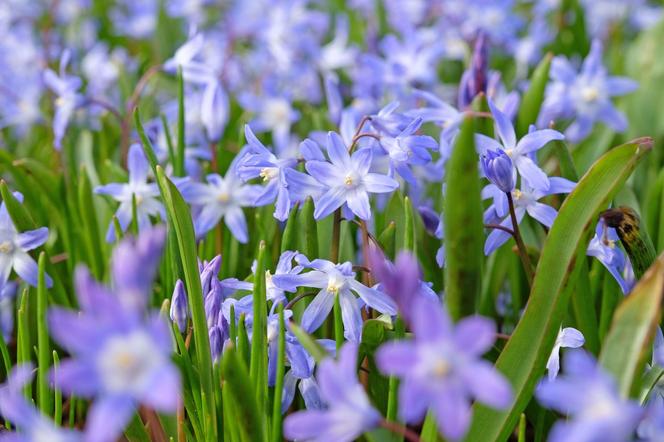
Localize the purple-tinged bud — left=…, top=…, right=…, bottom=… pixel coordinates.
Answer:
left=205, top=279, right=223, bottom=328
left=481, top=149, right=515, bottom=193
left=458, top=32, right=489, bottom=109
left=200, top=255, right=222, bottom=296
left=170, top=280, right=189, bottom=333
left=418, top=206, right=440, bottom=236
left=209, top=325, right=223, bottom=363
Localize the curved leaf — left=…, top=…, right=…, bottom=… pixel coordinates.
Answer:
left=465, top=137, right=652, bottom=442
left=599, top=253, right=664, bottom=397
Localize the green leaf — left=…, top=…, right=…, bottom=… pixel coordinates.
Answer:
left=176, top=67, right=186, bottom=176
left=271, top=307, right=286, bottom=442
left=299, top=197, right=319, bottom=258
left=250, top=240, right=268, bottom=424
left=37, top=252, right=52, bottom=416
left=465, top=137, right=652, bottom=442
left=280, top=202, right=299, bottom=253
left=599, top=254, right=664, bottom=397
left=222, top=345, right=266, bottom=442
left=444, top=116, right=483, bottom=320
left=155, top=166, right=216, bottom=439
left=378, top=221, right=396, bottom=260
left=516, top=53, right=552, bottom=137
left=0, top=181, right=36, bottom=230
left=403, top=196, right=415, bottom=253
left=289, top=322, right=328, bottom=363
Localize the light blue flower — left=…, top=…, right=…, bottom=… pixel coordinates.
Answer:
left=546, top=327, right=585, bottom=381
left=538, top=40, right=638, bottom=142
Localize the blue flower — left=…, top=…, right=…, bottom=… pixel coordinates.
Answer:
left=305, top=131, right=398, bottom=221
left=481, top=149, right=516, bottom=193
left=376, top=297, right=512, bottom=440
left=0, top=364, right=82, bottom=441
left=43, top=50, right=84, bottom=150
left=0, top=192, right=52, bottom=288
left=536, top=350, right=642, bottom=442
left=180, top=155, right=265, bottom=242
left=538, top=40, right=638, bottom=142
left=95, top=144, right=165, bottom=243
left=483, top=178, right=576, bottom=255
left=283, top=342, right=381, bottom=441
left=477, top=98, right=564, bottom=191
left=545, top=327, right=585, bottom=381
left=587, top=219, right=635, bottom=294
left=170, top=280, right=188, bottom=333
left=48, top=228, right=180, bottom=442
left=236, top=125, right=298, bottom=221
left=272, top=256, right=397, bottom=342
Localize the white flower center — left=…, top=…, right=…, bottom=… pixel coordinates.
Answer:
left=97, top=330, right=164, bottom=394
left=217, top=192, right=230, bottom=203
left=326, top=272, right=347, bottom=295
left=263, top=99, right=291, bottom=128
left=504, top=148, right=514, bottom=157
left=344, top=172, right=360, bottom=188
left=260, top=167, right=278, bottom=182
left=432, top=359, right=451, bottom=378
left=512, top=189, right=523, bottom=200
left=0, top=241, right=14, bottom=254
left=581, top=86, right=599, bottom=102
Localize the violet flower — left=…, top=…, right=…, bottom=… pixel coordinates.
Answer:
left=0, top=192, right=52, bottom=288
left=48, top=228, right=180, bottom=442
left=283, top=342, right=381, bottom=441
left=180, top=155, right=265, bottom=242
left=272, top=256, right=397, bottom=342
left=305, top=131, right=398, bottom=221
left=0, top=364, right=82, bottom=441
left=536, top=350, right=642, bottom=442
left=376, top=297, right=512, bottom=440
left=538, top=39, right=638, bottom=142
left=95, top=144, right=165, bottom=242
left=546, top=327, right=585, bottom=381
left=587, top=219, right=635, bottom=294
left=477, top=99, right=564, bottom=192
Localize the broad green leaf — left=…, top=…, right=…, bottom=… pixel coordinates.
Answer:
left=250, top=240, right=268, bottom=423
left=516, top=53, right=552, bottom=137
left=37, top=253, right=51, bottom=416
left=599, top=254, right=664, bottom=397
left=280, top=202, right=299, bottom=253
left=465, top=137, right=652, bottom=442
left=0, top=181, right=36, bottom=230
left=444, top=116, right=483, bottom=320
left=378, top=221, right=396, bottom=260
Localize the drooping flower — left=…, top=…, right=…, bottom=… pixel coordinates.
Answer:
left=95, top=144, right=165, bottom=242
left=545, top=327, right=585, bottom=380
left=477, top=99, right=564, bottom=191
left=305, top=131, right=398, bottom=221
left=48, top=228, right=180, bottom=442
left=376, top=297, right=512, bottom=440
left=43, top=50, right=84, bottom=150
left=272, top=256, right=397, bottom=342
left=180, top=155, right=265, bottom=242
left=0, top=192, right=52, bottom=288
left=538, top=39, right=638, bottom=142
left=283, top=342, right=382, bottom=442
left=483, top=177, right=576, bottom=255
left=587, top=218, right=635, bottom=294
left=536, top=350, right=642, bottom=442
left=0, top=364, right=82, bottom=441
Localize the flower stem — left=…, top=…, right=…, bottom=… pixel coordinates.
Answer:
left=506, top=192, right=534, bottom=284
left=380, top=420, right=422, bottom=442
left=333, top=294, right=344, bottom=353
left=330, top=208, right=342, bottom=263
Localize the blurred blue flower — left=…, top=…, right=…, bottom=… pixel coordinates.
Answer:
left=483, top=177, right=576, bottom=255
left=43, top=50, right=84, bottom=150
left=95, top=144, right=165, bottom=243
left=376, top=297, right=512, bottom=440
left=237, top=125, right=298, bottom=221
left=638, top=393, right=664, bottom=440
left=283, top=342, right=381, bottom=441
left=587, top=219, right=635, bottom=294
left=458, top=33, right=488, bottom=110
left=0, top=281, right=17, bottom=340
left=538, top=40, right=638, bottom=142
left=478, top=99, right=564, bottom=191
left=546, top=327, right=585, bottom=381
left=0, top=364, right=82, bottom=441
left=0, top=193, right=52, bottom=288
left=48, top=228, right=180, bottom=442
left=305, top=131, right=398, bottom=221
left=180, top=155, right=265, bottom=242
left=536, top=350, right=642, bottom=442
left=272, top=256, right=397, bottom=342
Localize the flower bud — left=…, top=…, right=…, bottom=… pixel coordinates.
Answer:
left=170, top=280, right=189, bottom=333
left=481, top=149, right=515, bottom=193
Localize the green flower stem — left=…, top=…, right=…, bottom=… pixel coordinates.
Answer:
left=507, top=192, right=534, bottom=284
